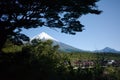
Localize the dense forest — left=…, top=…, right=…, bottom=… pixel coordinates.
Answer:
left=0, top=40, right=120, bottom=80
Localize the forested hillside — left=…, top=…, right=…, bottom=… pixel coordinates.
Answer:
left=1, top=40, right=120, bottom=80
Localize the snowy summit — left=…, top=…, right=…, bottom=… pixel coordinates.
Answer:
left=31, top=32, right=58, bottom=41
left=30, top=32, right=83, bottom=52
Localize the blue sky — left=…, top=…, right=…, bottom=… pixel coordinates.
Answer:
left=21, top=0, right=120, bottom=51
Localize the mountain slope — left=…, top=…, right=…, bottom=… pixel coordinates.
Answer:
left=53, top=41, right=82, bottom=52
left=95, top=47, right=120, bottom=53
left=31, top=32, right=82, bottom=52
left=31, top=32, right=57, bottom=41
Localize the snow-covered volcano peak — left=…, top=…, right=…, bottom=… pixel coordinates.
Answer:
left=31, top=32, right=58, bottom=41
left=30, top=32, right=83, bottom=52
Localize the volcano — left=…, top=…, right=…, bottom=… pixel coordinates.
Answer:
left=31, top=32, right=82, bottom=52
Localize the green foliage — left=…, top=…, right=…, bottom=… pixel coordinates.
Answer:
left=103, top=66, right=120, bottom=80
left=1, top=40, right=120, bottom=80
left=2, top=45, right=22, bottom=53
left=1, top=40, right=70, bottom=80
left=2, top=39, right=22, bottom=53
left=62, top=52, right=120, bottom=61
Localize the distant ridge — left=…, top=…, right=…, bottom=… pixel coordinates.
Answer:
left=31, top=32, right=82, bottom=52
left=94, top=47, right=120, bottom=53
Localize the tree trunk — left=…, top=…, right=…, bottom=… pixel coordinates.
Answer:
left=0, top=31, right=7, bottom=53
